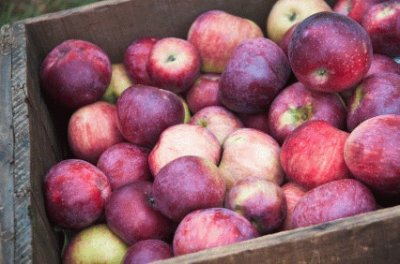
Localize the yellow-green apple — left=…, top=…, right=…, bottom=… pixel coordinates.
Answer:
left=344, top=114, right=400, bottom=197
left=219, top=128, right=284, bottom=189
left=148, top=124, right=221, bottom=176
left=187, top=10, right=263, bottom=73
left=280, top=120, right=351, bottom=190
left=189, top=106, right=243, bottom=144
left=280, top=182, right=306, bottom=231
left=105, top=181, right=174, bottom=245
left=40, top=39, right=111, bottom=109
left=152, top=156, right=225, bottom=222
left=292, top=179, right=376, bottom=228
left=361, top=1, right=400, bottom=57
left=117, top=85, right=184, bottom=147
left=102, top=63, right=133, bottom=103
left=97, top=143, right=151, bottom=190
left=63, top=224, right=128, bottom=264
left=238, top=113, right=270, bottom=134
left=123, top=239, right=172, bottom=264
left=124, top=37, right=158, bottom=85
left=148, top=37, right=200, bottom=93
left=186, top=74, right=222, bottom=113
left=289, top=12, right=373, bottom=93
left=179, top=96, right=191, bottom=123
left=266, top=0, right=332, bottom=43
left=334, top=0, right=384, bottom=23
left=225, top=177, right=287, bottom=234
left=268, top=82, right=346, bottom=144
left=220, top=38, right=291, bottom=114
left=173, top=208, right=258, bottom=256
left=68, top=101, right=124, bottom=163
left=347, top=73, right=400, bottom=131
left=365, top=54, right=400, bottom=77
left=44, top=159, right=111, bottom=229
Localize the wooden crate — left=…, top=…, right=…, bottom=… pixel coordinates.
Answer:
left=0, top=0, right=399, bottom=263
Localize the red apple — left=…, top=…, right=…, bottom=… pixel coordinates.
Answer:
left=40, top=39, right=111, bottom=109
left=281, top=182, right=306, bottom=231
left=225, top=177, right=287, bottom=234
left=268, top=82, right=347, bottom=144
left=68, top=101, right=124, bottom=163
left=280, top=120, right=351, bottom=190
left=347, top=73, right=400, bottom=131
left=105, top=181, right=174, bottom=245
left=292, top=179, right=376, bottom=228
left=117, top=85, right=184, bottom=147
left=219, top=128, right=284, bottom=189
left=97, top=143, right=151, bottom=190
left=148, top=37, right=200, bottom=93
left=148, top=124, right=221, bottom=176
left=361, top=1, right=400, bottom=57
left=289, top=12, right=373, bottom=93
left=189, top=106, right=243, bottom=144
left=365, top=54, right=400, bottom=77
left=238, top=113, right=270, bottom=134
left=124, top=37, right=158, bottom=85
left=220, top=37, right=291, bottom=114
left=334, top=0, right=384, bottom=23
left=102, top=63, right=134, bottom=103
left=186, top=74, right=222, bottom=113
left=173, top=208, right=259, bottom=256
left=188, top=10, right=263, bottom=73
left=44, top=159, right=111, bottom=229
left=344, top=114, right=400, bottom=196
left=123, top=239, right=172, bottom=264
left=278, top=23, right=298, bottom=56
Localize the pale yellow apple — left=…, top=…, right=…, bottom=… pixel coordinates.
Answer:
left=103, top=63, right=133, bottom=103
left=266, top=0, right=332, bottom=43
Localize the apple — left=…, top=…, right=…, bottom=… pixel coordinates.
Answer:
left=219, top=37, right=291, bottom=114
left=97, top=143, right=151, bottom=190
left=40, top=39, right=111, bottom=109
left=44, top=159, right=111, bottom=229
left=173, top=208, right=259, bottom=256
left=123, top=239, right=172, bottom=264
left=147, top=37, right=200, bottom=93
left=68, top=101, right=124, bottom=163
left=268, top=82, right=347, bottom=144
left=124, top=37, right=158, bottom=85
left=189, top=106, right=243, bottom=144
left=187, top=10, right=263, bottom=73
left=334, top=0, right=384, bottom=23
left=292, top=179, right=376, bottom=228
left=280, top=120, right=351, bottom=190
left=347, top=73, right=400, bottom=131
left=238, top=113, right=270, bottom=134
left=186, top=74, right=222, bottom=113
left=344, top=114, right=400, bottom=197
left=117, top=85, right=184, bottom=147
left=180, top=96, right=191, bottom=123
left=152, top=156, right=225, bottom=222
left=365, top=54, right=400, bottom=77
left=63, top=224, right=128, bottom=264
left=219, top=128, right=284, bottom=189
left=361, top=1, right=400, bottom=57
left=105, top=181, right=174, bottom=245
left=225, top=177, right=287, bottom=234
left=148, top=124, right=221, bottom=176
left=266, top=0, right=332, bottom=43
left=289, top=12, right=373, bottom=93
left=278, top=23, right=298, bottom=56
left=102, top=63, right=134, bottom=103
left=280, top=182, right=306, bottom=231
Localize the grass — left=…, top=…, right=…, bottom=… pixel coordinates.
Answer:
left=0, top=0, right=103, bottom=27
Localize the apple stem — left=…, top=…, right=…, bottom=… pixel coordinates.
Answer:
left=288, top=12, right=297, bottom=22
left=166, top=55, right=176, bottom=63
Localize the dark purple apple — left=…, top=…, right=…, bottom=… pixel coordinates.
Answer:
left=123, top=239, right=172, bottom=264
left=186, top=74, right=222, bottom=113
left=334, top=0, right=385, bottom=23
left=238, top=113, right=270, bottom=134
left=152, top=156, right=225, bottom=222
left=40, top=39, right=111, bottom=109
left=347, top=73, right=400, bottom=131
left=268, top=82, right=346, bottom=144
left=219, top=37, right=291, bottom=114
left=365, top=54, right=400, bottom=77
left=289, top=12, right=372, bottom=93
left=117, top=85, right=184, bottom=147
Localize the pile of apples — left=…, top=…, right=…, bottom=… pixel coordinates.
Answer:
left=39, top=0, right=400, bottom=263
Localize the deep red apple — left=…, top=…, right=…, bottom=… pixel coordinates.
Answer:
left=186, top=74, right=222, bottom=113
left=44, top=159, right=111, bottom=229
left=123, top=239, right=172, bottom=264
left=334, top=0, right=384, bottom=23
left=124, top=37, right=158, bottom=85
left=152, top=156, right=225, bottom=222
left=268, top=82, right=346, bottom=144
left=344, top=114, right=400, bottom=196
left=365, top=54, right=400, bottom=77
left=40, top=39, right=111, bottom=109
left=238, top=113, right=270, bottom=134
left=280, top=182, right=306, bottom=231
left=280, top=120, right=351, bottom=190
left=117, top=85, right=184, bottom=147
left=173, top=208, right=259, bottom=256
left=289, top=12, right=372, bottom=93
left=278, top=23, right=298, bottom=56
